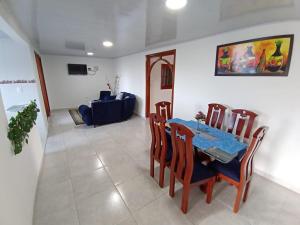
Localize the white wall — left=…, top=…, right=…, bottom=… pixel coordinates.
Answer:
left=0, top=4, right=47, bottom=225
left=150, top=56, right=173, bottom=113
left=114, top=20, right=300, bottom=193
left=114, top=53, right=146, bottom=115
left=0, top=92, right=44, bottom=225
left=0, top=38, right=38, bottom=108
left=0, top=2, right=48, bottom=145
left=42, top=54, right=114, bottom=109
left=0, top=31, right=47, bottom=146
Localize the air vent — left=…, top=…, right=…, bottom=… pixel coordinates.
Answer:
left=65, top=41, right=86, bottom=51
left=220, top=0, right=294, bottom=20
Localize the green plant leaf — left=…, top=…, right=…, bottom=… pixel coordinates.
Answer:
left=7, top=100, right=40, bottom=155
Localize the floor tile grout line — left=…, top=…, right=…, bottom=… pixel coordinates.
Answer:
left=62, top=141, right=82, bottom=225
left=69, top=175, right=83, bottom=225
left=101, top=164, right=140, bottom=225
left=94, top=145, right=140, bottom=223
left=42, top=112, right=153, bottom=224
left=43, top=110, right=299, bottom=225
left=115, top=173, right=166, bottom=210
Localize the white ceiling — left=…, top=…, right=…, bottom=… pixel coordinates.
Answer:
left=3, top=0, right=300, bottom=58
left=0, top=30, right=9, bottom=39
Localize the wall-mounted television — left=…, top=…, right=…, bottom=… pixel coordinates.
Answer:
left=67, top=64, right=88, bottom=75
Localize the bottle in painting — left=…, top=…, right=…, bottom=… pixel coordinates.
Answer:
left=219, top=47, right=231, bottom=73
left=267, top=40, right=284, bottom=72
left=256, top=49, right=266, bottom=73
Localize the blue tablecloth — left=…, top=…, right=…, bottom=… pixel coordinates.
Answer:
left=167, top=118, right=247, bottom=155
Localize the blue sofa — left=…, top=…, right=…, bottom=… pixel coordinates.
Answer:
left=78, top=92, right=136, bottom=126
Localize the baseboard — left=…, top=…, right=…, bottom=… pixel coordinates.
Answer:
left=133, top=111, right=145, bottom=119
left=254, top=168, right=300, bottom=194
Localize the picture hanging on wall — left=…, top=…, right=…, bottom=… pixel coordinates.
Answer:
left=214, top=34, right=294, bottom=76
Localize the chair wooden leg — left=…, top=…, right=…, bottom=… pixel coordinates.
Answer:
left=169, top=172, right=176, bottom=197
left=150, top=156, right=154, bottom=178
left=243, top=181, right=251, bottom=202
left=181, top=185, right=190, bottom=214
left=159, top=164, right=165, bottom=188
left=206, top=179, right=214, bottom=204
left=233, top=186, right=244, bottom=213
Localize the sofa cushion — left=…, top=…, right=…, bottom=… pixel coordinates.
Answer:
left=103, top=95, right=116, bottom=101
left=91, top=100, right=123, bottom=125
left=78, top=105, right=93, bottom=126
left=99, top=91, right=111, bottom=100
left=121, top=92, right=136, bottom=120
left=116, top=92, right=124, bottom=100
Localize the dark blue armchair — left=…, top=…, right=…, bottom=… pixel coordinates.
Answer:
left=79, top=92, right=136, bottom=126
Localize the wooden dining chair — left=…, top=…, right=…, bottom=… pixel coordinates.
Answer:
left=209, top=126, right=267, bottom=213
left=155, top=101, right=172, bottom=120
left=205, top=103, right=227, bottom=129
left=227, top=109, right=258, bottom=142
left=149, top=113, right=172, bottom=187
left=169, top=122, right=216, bottom=213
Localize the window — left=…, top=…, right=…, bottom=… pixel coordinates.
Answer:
left=161, top=64, right=173, bottom=89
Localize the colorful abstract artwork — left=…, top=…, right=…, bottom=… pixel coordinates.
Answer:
left=215, top=35, right=294, bottom=76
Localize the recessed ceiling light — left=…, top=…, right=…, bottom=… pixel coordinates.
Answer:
left=165, top=0, right=187, bottom=10
left=103, top=41, right=114, bottom=47
left=87, top=52, right=94, bottom=56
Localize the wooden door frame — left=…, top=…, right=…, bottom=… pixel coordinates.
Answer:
left=145, top=49, right=176, bottom=118
left=34, top=52, right=51, bottom=117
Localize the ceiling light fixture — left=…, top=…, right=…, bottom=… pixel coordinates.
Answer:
left=103, top=41, right=114, bottom=47
left=87, top=52, right=94, bottom=56
left=165, top=0, right=187, bottom=10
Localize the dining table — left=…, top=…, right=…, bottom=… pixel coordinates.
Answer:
left=166, top=118, right=248, bottom=163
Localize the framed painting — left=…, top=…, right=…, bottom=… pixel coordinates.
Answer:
left=215, top=34, right=294, bottom=76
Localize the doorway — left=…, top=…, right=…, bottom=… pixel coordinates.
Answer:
left=35, top=52, right=51, bottom=117
left=145, top=49, right=176, bottom=118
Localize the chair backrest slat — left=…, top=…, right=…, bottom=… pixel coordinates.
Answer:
left=205, top=103, right=227, bottom=129
left=156, top=101, right=172, bottom=120
left=241, top=126, right=267, bottom=182
left=228, top=109, right=258, bottom=141
left=170, top=123, right=194, bottom=183
left=154, top=124, right=162, bottom=159
left=149, top=113, right=168, bottom=162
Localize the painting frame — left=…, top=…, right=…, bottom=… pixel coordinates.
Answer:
left=214, top=34, right=294, bottom=77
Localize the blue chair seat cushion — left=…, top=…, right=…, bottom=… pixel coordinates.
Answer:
left=209, top=158, right=241, bottom=182
left=191, top=159, right=216, bottom=183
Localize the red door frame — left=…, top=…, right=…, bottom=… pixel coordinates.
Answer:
left=145, top=49, right=176, bottom=118
left=35, top=52, right=51, bottom=117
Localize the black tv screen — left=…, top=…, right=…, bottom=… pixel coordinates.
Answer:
left=68, top=64, right=88, bottom=75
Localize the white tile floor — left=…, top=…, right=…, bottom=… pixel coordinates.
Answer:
left=34, top=110, right=300, bottom=225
